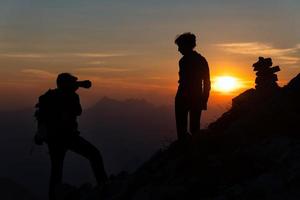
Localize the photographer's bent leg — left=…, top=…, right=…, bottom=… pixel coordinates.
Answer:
left=175, top=92, right=189, bottom=140
left=48, top=143, right=66, bottom=200
left=68, top=136, right=108, bottom=185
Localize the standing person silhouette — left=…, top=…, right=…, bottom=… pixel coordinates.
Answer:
left=35, top=73, right=108, bottom=200
left=174, top=33, right=211, bottom=140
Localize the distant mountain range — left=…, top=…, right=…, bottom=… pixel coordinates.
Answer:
left=80, top=96, right=176, bottom=173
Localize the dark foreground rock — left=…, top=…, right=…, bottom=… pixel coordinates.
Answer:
left=0, top=177, right=38, bottom=200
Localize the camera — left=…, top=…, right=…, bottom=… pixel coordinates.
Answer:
left=76, top=80, right=92, bottom=89
left=57, top=73, right=92, bottom=90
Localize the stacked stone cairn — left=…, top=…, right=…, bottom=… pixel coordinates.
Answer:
left=253, top=57, right=280, bottom=91
left=232, top=57, right=281, bottom=109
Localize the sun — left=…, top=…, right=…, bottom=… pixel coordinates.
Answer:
left=213, top=76, right=241, bottom=93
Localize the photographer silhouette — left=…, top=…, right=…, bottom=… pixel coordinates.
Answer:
left=35, top=73, right=107, bottom=200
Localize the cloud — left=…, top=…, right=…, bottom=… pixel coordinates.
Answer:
left=75, top=67, right=133, bottom=73
left=0, top=53, right=47, bottom=58
left=276, top=56, right=300, bottom=65
left=216, top=42, right=300, bottom=64
left=72, top=53, right=128, bottom=58
left=21, top=69, right=56, bottom=79
left=0, top=52, right=129, bottom=59
left=144, top=76, right=168, bottom=80
left=86, top=61, right=106, bottom=65
left=91, top=77, right=173, bottom=91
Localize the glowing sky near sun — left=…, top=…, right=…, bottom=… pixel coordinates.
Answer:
left=0, top=0, right=299, bottom=112
left=212, top=76, right=243, bottom=93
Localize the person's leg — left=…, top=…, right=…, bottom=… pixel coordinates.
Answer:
left=48, top=143, right=66, bottom=200
left=190, top=108, right=202, bottom=135
left=175, top=92, right=189, bottom=140
left=67, top=136, right=108, bottom=185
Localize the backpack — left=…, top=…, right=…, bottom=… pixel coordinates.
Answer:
left=34, top=89, right=58, bottom=145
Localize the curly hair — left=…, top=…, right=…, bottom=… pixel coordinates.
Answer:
left=175, top=32, right=196, bottom=49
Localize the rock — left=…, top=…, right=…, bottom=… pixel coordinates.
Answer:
left=0, top=177, right=38, bottom=200
left=252, top=57, right=280, bottom=91
left=55, top=183, right=80, bottom=200
left=285, top=73, right=300, bottom=93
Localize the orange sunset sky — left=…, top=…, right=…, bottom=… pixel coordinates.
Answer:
left=0, top=0, right=299, bottom=122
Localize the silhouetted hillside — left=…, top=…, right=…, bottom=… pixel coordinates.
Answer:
left=0, top=177, right=37, bottom=200
left=93, top=73, right=300, bottom=200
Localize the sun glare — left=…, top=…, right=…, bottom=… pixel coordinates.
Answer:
left=213, top=76, right=241, bottom=93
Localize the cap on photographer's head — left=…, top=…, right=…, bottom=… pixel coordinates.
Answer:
left=56, top=73, right=78, bottom=90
